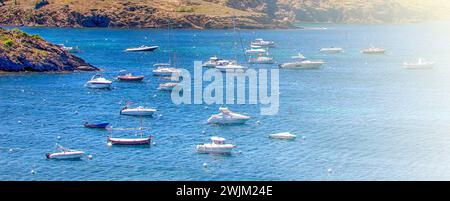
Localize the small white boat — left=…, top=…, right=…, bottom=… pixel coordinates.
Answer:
left=403, top=58, right=435, bottom=69
left=215, top=64, right=248, bottom=72
left=196, top=136, right=236, bottom=154
left=319, top=47, right=343, bottom=53
left=85, top=74, right=112, bottom=89
left=207, top=107, right=250, bottom=125
left=120, top=105, right=156, bottom=116
left=152, top=67, right=181, bottom=76
left=251, top=38, right=275, bottom=47
left=202, top=56, right=234, bottom=68
left=126, top=45, right=159, bottom=52
left=59, top=44, right=81, bottom=53
left=158, top=82, right=178, bottom=91
left=279, top=60, right=324, bottom=69
left=46, top=144, right=85, bottom=160
left=245, top=48, right=267, bottom=55
left=248, top=56, right=274, bottom=64
left=107, top=120, right=152, bottom=146
left=362, top=47, right=386, bottom=54
left=269, top=132, right=297, bottom=140
left=250, top=45, right=262, bottom=49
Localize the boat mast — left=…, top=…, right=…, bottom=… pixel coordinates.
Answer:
left=231, top=18, right=248, bottom=63
left=167, top=19, right=172, bottom=66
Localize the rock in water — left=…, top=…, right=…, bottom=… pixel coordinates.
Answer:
left=0, top=28, right=98, bottom=72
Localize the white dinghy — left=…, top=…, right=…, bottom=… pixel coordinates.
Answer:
left=207, top=107, right=250, bottom=125
left=403, top=58, right=435, bottom=69
left=196, top=137, right=236, bottom=154
left=46, top=144, right=85, bottom=160
left=126, top=45, right=159, bottom=52
left=120, top=103, right=156, bottom=116
left=319, top=47, right=343, bottom=53
left=269, top=132, right=297, bottom=140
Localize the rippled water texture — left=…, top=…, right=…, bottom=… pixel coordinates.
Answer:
left=1, top=22, right=450, bottom=180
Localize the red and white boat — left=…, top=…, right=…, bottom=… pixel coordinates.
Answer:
left=117, top=72, right=144, bottom=82
left=107, top=119, right=153, bottom=146
left=107, top=136, right=151, bottom=145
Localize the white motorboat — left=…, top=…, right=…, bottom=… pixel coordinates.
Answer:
left=250, top=45, right=262, bottom=49
left=362, top=47, right=386, bottom=54
left=85, top=74, right=112, bottom=89
left=269, top=132, right=297, bottom=140
left=46, top=144, right=85, bottom=160
left=215, top=64, right=248, bottom=72
left=152, top=67, right=181, bottom=76
left=196, top=136, right=236, bottom=154
left=248, top=56, right=274, bottom=64
left=120, top=105, right=156, bottom=116
left=207, top=107, right=250, bottom=125
left=251, top=38, right=275, bottom=47
left=202, top=56, right=234, bottom=68
left=59, top=44, right=81, bottom=53
left=403, top=58, right=435, bottom=69
left=245, top=48, right=267, bottom=55
left=126, top=45, right=159, bottom=52
left=158, top=82, right=178, bottom=91
left=279, top=60, right=324, bottom=69
left=319, top=47, right=343, bottom=53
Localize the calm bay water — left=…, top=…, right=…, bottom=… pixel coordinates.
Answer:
left=2, top=22, right=450, bottom=180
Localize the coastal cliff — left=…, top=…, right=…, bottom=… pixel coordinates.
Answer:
left=0, top=27, right=96, bottom=72
left=0, top=0, right=290, bottom=29
left=0, top=0, right=449, bottom=29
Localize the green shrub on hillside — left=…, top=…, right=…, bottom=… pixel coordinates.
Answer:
left=176, top=7, right=194, bottom=12
left=3, top=39, right=14, bottom=47
left=31, top=34, right=43, bottom=40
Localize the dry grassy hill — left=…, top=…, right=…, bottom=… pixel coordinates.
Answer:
left=0, top=0, right=449, bottom=29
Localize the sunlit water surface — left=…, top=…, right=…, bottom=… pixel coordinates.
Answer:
left=1, top=22, right=450, bottom=180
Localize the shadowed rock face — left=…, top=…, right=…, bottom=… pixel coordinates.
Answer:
left=0, top=28, right=97, bottom=72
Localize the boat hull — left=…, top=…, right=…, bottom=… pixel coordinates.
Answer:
left=320, top=49, right=343, bottom=53
left=207, top=117, right=249, bottom=125
left=403, top=64, right=434, bottom=69
left=279, top=62, right=323, bottom=69
left=107, top=137, right=151, bottom=145
left=196, top=145, right=234, bottom=154
left=152, top=72, right=176, bottom=77
left=126, top=46, right=158, bottom=52
left=85, top=82, right=112, bottom=89
left=117, top=76, right=144, bottom=82
left=46, top=151, right=85, bottom=160
left=362, top=50, right=386, bottom=54
left=269, top=134, right=297, bottom=140
left=120, top=109, right=156, bottom=116
left=84, top=123, right=109, bottom=129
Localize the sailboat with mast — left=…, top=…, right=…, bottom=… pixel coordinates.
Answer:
left=215, top=18, right=248, bottom=72
left=107, top=117, right=152, bottom=146
left=152, top=20, right=182, bottom=77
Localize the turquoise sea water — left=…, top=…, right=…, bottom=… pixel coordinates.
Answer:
left=2, top=22, right=450, bottom=180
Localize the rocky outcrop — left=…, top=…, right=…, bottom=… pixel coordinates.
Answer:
left=0, top=0, right=448, bottom=29
left=0, top=0, right=291, bottom=29
left=0, top=27, right=97, bottom=72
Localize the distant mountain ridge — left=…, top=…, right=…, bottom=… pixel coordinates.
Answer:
left=0, top=0, right=448, bottom=29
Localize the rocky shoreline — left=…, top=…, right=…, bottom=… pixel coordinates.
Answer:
left=0, top=27, right=97, bottom=72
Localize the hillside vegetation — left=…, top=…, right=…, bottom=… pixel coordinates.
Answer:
left=0, top=0, right=449, bottom=29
